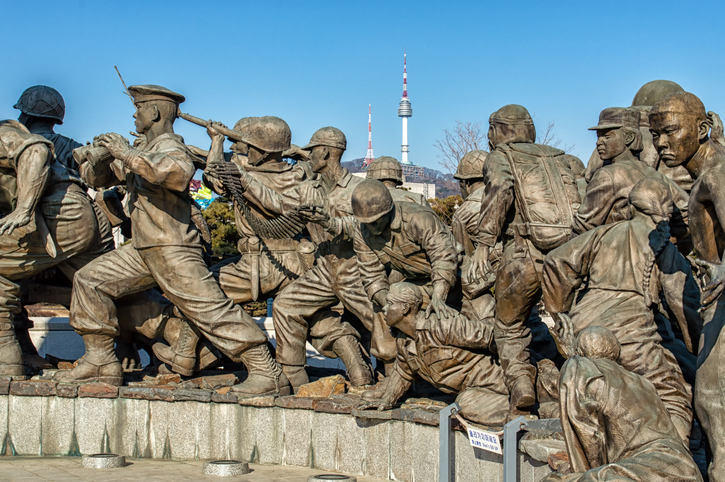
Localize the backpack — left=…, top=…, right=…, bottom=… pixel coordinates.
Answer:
left=498, top=143, right=581, bottom=252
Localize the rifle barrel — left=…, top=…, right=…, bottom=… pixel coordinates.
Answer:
left=178, top=111, right=245, bottom=142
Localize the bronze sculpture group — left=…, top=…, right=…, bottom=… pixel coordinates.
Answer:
left=0, top=79, right=722, bottom=480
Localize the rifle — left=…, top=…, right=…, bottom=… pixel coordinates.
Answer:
left=176, top=111, right=246, bottom=143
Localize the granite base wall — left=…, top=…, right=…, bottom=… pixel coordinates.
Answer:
left=0, top=391, right=550, bottom=481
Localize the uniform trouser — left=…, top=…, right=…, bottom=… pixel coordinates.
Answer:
left=70, top=243, right=267, bottom=360
left=492, top=241, right=539, bottom=389
left=695, top=300, right=725, bottom=481
left=572, top=290, right=693, bottom=443
left=212, top=249, right=308, bottom=305
left=273, top=255, right=395, bottom=366
left=0, top=187, right=106, bottom=330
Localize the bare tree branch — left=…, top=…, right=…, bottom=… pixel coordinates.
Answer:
left=434, top=121, right=487, bottom=175
left=537, top=121, right=574, bottom=153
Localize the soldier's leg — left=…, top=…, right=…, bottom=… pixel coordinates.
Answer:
left=492, top=247, right=539, bottom=410
left=138, top=246, right=288, bottom=396
left=455, top=387, right=509, bottom=428
left=619, top=339, right=693, bottom=444
left=55, top=244, right=158, bottom=385
left=214, top=251, right=304, bottom=304
left=695, top=302, right=725, bottom=481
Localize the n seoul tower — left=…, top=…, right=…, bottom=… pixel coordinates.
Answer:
left=397, top=52, right=413, bottom=165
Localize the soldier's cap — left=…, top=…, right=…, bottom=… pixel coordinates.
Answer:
left=489, top=104, right=533, bottom=125
left=588, top=107, right=640, bottom=131
left=128, top=84, right=185, bottom=105
left=303, top=126, right=347, bottom=150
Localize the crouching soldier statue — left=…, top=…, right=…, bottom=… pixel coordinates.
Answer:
left=358, top=282, right=509, bottom=427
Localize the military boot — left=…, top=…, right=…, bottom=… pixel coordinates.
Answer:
left=333, top=336, right=373, bottom=387
left=54, top=335, right=123, bottom=386
left=281, top=364, right=309, bottom=392
left=153, top=318, right=198, bottom=376
left=231, top=344, right=291, bottom=397
left=509, top=375, right=536, bottom=412
left=0, top=322, right=24, bottom=376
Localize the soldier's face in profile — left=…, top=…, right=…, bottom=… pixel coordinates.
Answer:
left=133, top=102, right=155, bottom=134
left=459, top=180, right=469, bottom=199
left=596, top=128, right=627, bottom=161
left=384, top=299, right=407, bottom=328
left=650, top=112, right=700, bottom=167
left=247, top=144, right=266, bottom=166
left=309, top=146, right=327, bottom=172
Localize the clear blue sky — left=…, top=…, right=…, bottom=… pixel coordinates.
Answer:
left=1, top=1, right=723, bottom=171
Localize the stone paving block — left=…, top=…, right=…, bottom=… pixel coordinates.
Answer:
left=149, top=400, right=196, bottom=459
left=361, top=418, right=390, bottom=479
left=276, top=395, right=315, bottom=410
left=410, top=422, right=438, bottom=482
left=113, top=397, right=151, bottom=458
left=8, top=396, right=42, bottom=455
left=453, top=430, right=502, bottom=482
left=171, top=388, right=211, bottom=403
left=309, top=411, right=339, bottom=471
left=55, top=384, right=78, bottom=398
left=334, top=413, right=366, bottom=475
left=388, top=420, right=413, bottom=481
left=74, top=397, right=114, bottom=455
left=119, top=386, right=174, bottom=402
left=281, top=408, right=313, bottom=467
left=0, top=394, right=8, bottom=451
left=0, top=378, right=10, bottom=395
left=78, top=383, right=118, bottom=398
left=40, top=396, right=75, bottom=455
left=236, top=395, right=276, bottom=407
left=313, top=395, right=358, bottom=414
left=210, top=390, right=238, bottom=403
left=10, top=380, right=56, bottom=397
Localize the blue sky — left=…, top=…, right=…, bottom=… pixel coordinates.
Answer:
left=1, top=1, right=723, bottom=171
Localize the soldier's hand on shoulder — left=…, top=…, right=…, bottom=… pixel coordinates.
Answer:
left=0, top=209, right=32, bottom=236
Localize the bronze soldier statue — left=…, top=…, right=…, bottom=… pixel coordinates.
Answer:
left=358, top=282, right=509, bottom=427
left=152, top=116, right=320, bottom=375
left=351, top=179, right=460, bottom=320
left=543, top=326, right=702, bottom=482
left=54, top=85, right=290, bottom=396
left=0, top=119, right=112, bottom=375
left=467, top=105, right=584, bottom=414
left=270, top=127, right=399, bottom=389
left=365, top=156, right=428, bottom=205
left=650, top=91, right=725, bottom=480
left=542, top=177, right=699, bottom=443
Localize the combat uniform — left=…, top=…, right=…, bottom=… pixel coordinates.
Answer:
left=353, top=201, right=460, bottom=305
left=384, top=311, right=508, bottom=427
left=0, top=120, right=112, bottom=374
left=542, top=217, right=698, bottom=442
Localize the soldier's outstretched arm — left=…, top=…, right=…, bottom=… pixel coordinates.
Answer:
left=353, top=225, right=389, bottom=307
left=201, top=124, right=227, bottom=194
left=573, top=168, right=615, bottom=234
left=358, top=360, right=413, bottom=411
left=0, top=143, right=50, bottom=236
left=429, top=313, right=495, bottom=351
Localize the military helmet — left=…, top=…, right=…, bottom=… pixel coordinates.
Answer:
left=489, top=104, right=533, bottom=126
left=632, top=80, right=684, bottom=107
left=454, top=150, right=488, bottom=180
left=303, top=126, right=347, bottom=150
left=14, top=85, right=66, bottom=124
left=366, top=156, right=403, bottom=185
left=235, top=116, right=291, bottom=153
left=351, top=179, right=394, bottom=223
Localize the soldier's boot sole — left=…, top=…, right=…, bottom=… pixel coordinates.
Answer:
left=152, top=342, right=195, bottom=377
left=0, top=333, right=24, bottom=376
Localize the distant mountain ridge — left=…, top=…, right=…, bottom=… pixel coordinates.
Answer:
left=342, top=158, right=460, bottom=198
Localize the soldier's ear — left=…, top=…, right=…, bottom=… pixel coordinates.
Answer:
left=698, top=118, right=710, bottom=142
left=151, top=105, right=161, bottom=122
left=623, top=129, right=635, bottom=146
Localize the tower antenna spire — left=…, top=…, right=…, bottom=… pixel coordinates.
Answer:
left=363, top=104, right=374, bottom=167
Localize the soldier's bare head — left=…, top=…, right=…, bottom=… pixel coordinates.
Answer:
left=649, top=91, right=709, bottom=168
left=488, top=105, right=536, bottom=149
left=384, top=282, right=423, bottom=335
left=632, top=80, right=684, bottom=108
left=575, top=326, right=621, bottom=361
left=629, top=177, right=673, bottom=225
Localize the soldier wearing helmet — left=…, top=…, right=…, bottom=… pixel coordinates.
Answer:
left=56, top=85, right=290, bottom=397
left=351, top=179, right=460, bottom=322
left=366, top=156, right=427, bottom=206
left=151, top=115, right=318, bottom=379
left=468, top=104, right=585, bottom=415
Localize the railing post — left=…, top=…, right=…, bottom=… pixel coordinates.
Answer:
left=438, top=402, right=460, bottom=482
left=503, top=416, right=526, bottom=482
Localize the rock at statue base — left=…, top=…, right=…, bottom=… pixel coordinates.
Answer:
left=296, top=375, right=346, bottom=398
